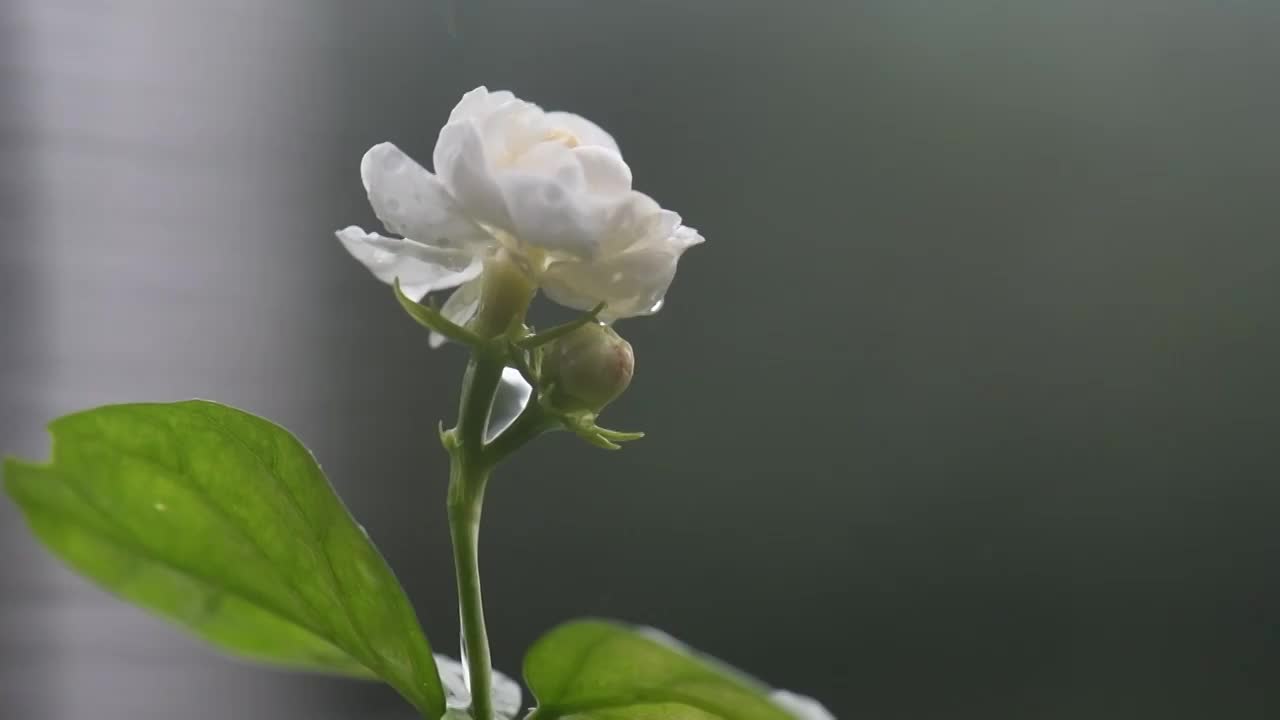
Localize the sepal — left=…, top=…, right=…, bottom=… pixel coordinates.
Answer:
left=394, top=278, right=484, bottom=348
left=554, top=406, right=645, bottom=451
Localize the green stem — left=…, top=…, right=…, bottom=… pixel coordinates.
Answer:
left=442, top=253, right=540, bottom=720
left=448, top=453, right=494, bottom=720
left=447, top=352, right=504, bottom=720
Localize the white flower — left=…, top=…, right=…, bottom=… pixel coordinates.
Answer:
left=337, top=86, right=703, bottom=344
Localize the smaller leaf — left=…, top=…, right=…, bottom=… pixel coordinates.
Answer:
left=523, top=619, right=799, bottom=720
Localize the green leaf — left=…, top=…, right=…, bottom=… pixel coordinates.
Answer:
left=3, top=400, right=445, bottom=719
left=524, top=619, right=794, bottom=720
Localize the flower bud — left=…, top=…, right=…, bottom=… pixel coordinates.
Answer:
left=543, top=323, right=634, bottom=412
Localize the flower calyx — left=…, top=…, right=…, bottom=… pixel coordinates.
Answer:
left=395, top=279, right=643, bottom=455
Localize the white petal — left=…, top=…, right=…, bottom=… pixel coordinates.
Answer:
left=448, top=86, right=517, bottom=124
left=434, top=120, right=514, bottom=230
left=598, top=192, right=661, bottom=253
left=450, top=87, right=551, bottom=170
left=336, top=226, right=482, bottom=300
left=545, top=110, right=620, bottom=154
left=508, top=140, right=588, bottom=189
left=500, top=173, right=616, bottom=258
left=771, top=690, right=836, bottom=720
left=668, top=224, right=706, bottom=251
left=434, top=654, right=523, bottom=720
left=429, top=276, right=483, bottom=348
left=600, top=192, right=682, bottom=255
left=573, top=145, right=633, bottom=196
left=495, top=142, right=625, bottom=259
left=480, top=98, right=548, bottom=165
left=541, top=245, right=685, bottom=320
left=360, top=142, right=494, bottom=251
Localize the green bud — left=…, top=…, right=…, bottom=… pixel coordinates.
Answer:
left=543, top=322, right=635, bottom=412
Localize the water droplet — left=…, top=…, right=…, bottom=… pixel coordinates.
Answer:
left=542, top=183, right=565, bottom=203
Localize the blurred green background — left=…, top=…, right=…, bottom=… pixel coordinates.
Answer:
left=2, top=1, right=1278, bottom=718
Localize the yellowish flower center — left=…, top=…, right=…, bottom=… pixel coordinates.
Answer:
left=497, top=127, right=581, bottom=169
left=543, top=128, right=581, bottom=148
